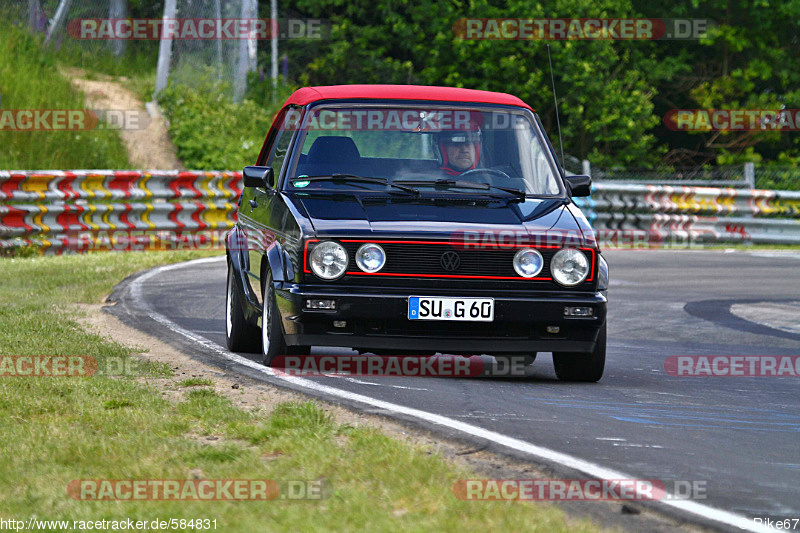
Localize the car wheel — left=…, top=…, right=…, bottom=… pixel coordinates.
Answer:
left=552, top=324, right=606, bottom=382
left=225, top=263, right=261, bottom=353
left=261, top=270, right=289, bottom=366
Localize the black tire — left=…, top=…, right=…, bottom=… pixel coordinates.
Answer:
left=225, top=263, right=261, bottom=353
left=261, top=269, right=288, bottom=366
left=552, top=324, right=606, bottom=382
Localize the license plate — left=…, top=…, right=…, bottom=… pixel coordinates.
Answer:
left=408, top=296, right=494, bottom=322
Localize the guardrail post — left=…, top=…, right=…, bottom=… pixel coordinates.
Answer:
left=744, top=162, right=755, bottom=189
left=582, top=159, right=591, bottom=176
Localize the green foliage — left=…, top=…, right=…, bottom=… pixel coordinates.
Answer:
left=157, top=81, right=276, bottom=170
left=288, top=0, right=667, bottom=166
left=0, top=22, right=130, bottom=170
left=632, top=0, right=800, bottom=169
left=277, top=0, right=800, bottom=174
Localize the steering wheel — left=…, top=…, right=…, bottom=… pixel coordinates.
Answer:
left=458, top=167, right=512, bottom=180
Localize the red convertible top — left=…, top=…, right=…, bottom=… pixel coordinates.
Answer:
left=282, top=85, right=533, bottom=111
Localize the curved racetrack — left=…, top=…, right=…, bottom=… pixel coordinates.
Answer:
left=109, top=250, right=800, bottom=533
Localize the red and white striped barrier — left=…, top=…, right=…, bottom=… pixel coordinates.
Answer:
left=1, top=170, right=242, bottom=253
left=0, top=170, right=242, bottom=202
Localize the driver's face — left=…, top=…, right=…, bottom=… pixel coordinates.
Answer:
left=444, top=141, right=477, bottom=172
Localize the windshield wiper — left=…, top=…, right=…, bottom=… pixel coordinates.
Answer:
left=395, top=178, right=527, bottom=200
left=291, top=174, right=419, bottom=195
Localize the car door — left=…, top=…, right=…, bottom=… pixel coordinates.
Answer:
left=242, top=107, right=299, bottom=305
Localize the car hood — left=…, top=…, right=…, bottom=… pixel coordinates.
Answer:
left=291, top=193, right=577, bottom=241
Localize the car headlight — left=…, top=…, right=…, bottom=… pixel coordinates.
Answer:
left=309, top=241, right=348, bottom=280
left=551, top=248, right=590, bottom=286
left=355, top=243, right=386, bottom=273
left=513, top=248, right=544, bottom=278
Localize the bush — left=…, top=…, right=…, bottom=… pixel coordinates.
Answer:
left=158, top=81, right=278, bottom=170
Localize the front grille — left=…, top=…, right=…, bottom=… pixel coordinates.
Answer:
left=303, top=239, right=597, bottom=290
left=342, top=241, right=546, bottom=279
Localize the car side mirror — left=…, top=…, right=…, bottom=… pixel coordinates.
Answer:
left=243, top=166, right=274, bottom=189
left=565, top=174, right=591, bottom=197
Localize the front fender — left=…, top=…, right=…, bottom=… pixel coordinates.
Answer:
left=265, top=241, right=286, bottom=284
left=226, top=227, right=260, bottom=321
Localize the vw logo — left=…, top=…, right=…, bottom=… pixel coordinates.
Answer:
left=440, top=251, right=461, bottom=272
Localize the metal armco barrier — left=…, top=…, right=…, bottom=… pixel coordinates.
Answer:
left=1, top=171, right=241, bottom=253
left=575, top=183, right=800, bottom=245
left=0, top=170, right=242, bottom=202
left=579, top=183, right=800, bottom=218
left=1, top=172, right=800, bottom=252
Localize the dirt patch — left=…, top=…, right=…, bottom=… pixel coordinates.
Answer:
left=64, top=68, right=183, bottom=170
left=74, top=302, right=709, bottom=533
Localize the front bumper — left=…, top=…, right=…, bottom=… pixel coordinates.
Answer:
left=276, top=283, right=607, bottom=354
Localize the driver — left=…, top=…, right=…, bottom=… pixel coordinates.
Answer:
left=434, top=129, right=482, bottom=176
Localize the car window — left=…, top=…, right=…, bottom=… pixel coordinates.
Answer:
left=289, top=105, right=564, bottom=196
left=262, top=108, right=301, bottom=186
left=302, top=130, right=432, bottom=160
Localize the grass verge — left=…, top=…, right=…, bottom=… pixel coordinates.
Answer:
left=0, top=252, right=596, bottom=532
left=0, top=22, right=130, bottom=170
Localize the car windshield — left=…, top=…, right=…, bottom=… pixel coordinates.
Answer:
left=285, top=104, right=564, bottom=197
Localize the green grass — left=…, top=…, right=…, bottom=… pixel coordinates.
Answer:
left=0, top=22, right=131, bottom=170
left=178, top=377, right=215, bottom=387
left=0, top=252, right=597, bottom=532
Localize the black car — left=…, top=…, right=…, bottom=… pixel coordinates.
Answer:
left=225, top=85, right=608, bottom=381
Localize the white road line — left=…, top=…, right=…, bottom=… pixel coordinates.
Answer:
left=128, top=256, right=770, bottom=533
left=330, top=376, right=430, bottom=391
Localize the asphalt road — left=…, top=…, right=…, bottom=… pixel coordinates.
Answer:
left=110, top=250, right=800, bottom=532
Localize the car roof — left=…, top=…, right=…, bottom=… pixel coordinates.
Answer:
left=282, top=85, right=534, bottom=111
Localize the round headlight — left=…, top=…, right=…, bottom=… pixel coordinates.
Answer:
left=551, top=248, right=590, bottom=286
left=309, top=241, right=348, bottom=280
left=513, top=248, right=544, bottom=278
left=355, top=243, right=386, bottom=273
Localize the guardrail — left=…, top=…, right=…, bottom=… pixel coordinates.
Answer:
left=574, top=183, right=800, bottom=245
left=1, top=171, right=241, bottom=253
left=1, top=171, right=799, bottom=253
